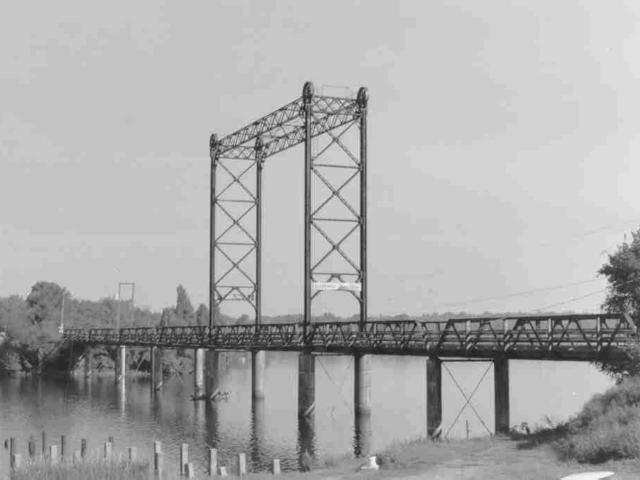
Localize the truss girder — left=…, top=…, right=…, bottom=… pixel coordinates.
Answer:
left=218, top=96, right=359, bottom=160
left=64, top=313, right=637, bottom=361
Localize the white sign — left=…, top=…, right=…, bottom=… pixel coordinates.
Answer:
left=313, top=281, right=362, bottom=292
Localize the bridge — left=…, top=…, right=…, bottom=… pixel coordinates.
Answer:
left=60, top=83, right=640, bottom=455
left=64, top=313, right=636, bottom=361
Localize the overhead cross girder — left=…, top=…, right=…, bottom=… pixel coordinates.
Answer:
left=209, top=82, right=368, bottom=331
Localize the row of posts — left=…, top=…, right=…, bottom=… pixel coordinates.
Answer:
left=82, top=346, right=511, bottom=449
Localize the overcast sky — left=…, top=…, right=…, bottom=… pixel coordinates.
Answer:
left=2, top=0, right=640, bottom=317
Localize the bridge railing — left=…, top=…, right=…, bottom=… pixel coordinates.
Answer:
left=62, top=313, right=638, bottom=359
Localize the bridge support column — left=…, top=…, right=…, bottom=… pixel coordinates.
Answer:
left=298, top=352, right=315, bottom=419
left=426, top=356, right=442, bottom=439
left=354, top=354, right=371, bottom=416
left=205, top=350, right=220, bottom=398
left=494, top=357, right=510, bottom=435
left=194, top=348, right=205, bottom=398
left=252, top=351, right=266, bottom=399
left=150, top=346, right=163, bottom=392
left=298, top=352, right=315, bottom=467
left=83, top=346, right=92, bottom=378
left=116, top=345, right=126, bottom=383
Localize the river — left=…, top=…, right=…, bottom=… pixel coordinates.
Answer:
left=0, top=352, right=613, bottom=477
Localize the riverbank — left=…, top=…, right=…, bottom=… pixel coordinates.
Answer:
left=266, top=437, right=640, bottom=480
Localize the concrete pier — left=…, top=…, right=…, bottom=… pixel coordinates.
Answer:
left=150, top=346, right=163, bottom=392
left=83, top=346, right=92, bottom=378
left=116, top=346, right=126, bottom=383
left=494, top=357, right=510, bottom=434
left=205, top=350, right=220, bottom=398
left=194, top=348, right=205, bottom=398
left=426, top=356, right=442, bottom=439
left=354, top=354, right=371, bottom=416
left=298, top=352, right=315, bottom=419
left=250, top=398, right=265, bottom=464
left=354, top=412, right=372, bottom=457
left=252, top=351, right=266, bottom=399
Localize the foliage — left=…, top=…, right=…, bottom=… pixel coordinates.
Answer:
left=599, top=229, right=640, bottom=314
left=175, top=285, right=194, bottom=323
left=595, top=229, right=640, bottom=380
left=195, top=303, right=208, bottom=326
left=555, top=376, right=640, bottom=463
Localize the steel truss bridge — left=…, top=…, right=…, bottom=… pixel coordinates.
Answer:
left=64, top=313, right=638, bottom=362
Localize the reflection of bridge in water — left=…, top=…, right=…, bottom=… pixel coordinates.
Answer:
left=60, top=83, right=640, bottom=463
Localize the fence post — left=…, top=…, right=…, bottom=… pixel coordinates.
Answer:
left=9, top=437, right=15, bottom=468
left=104, top=441, right=112, bottom=459
left=12, top=453, right=22, bottom=470
left=180, top=443, right=189, bottom=475
left=61, top=435, right=66, bottom=459
left=81, top=438, right=88, bottom=459
left=128, top=446, right=136, bottom=461
left=272, top=459, right=281, bottom=475
left=50, top=445, right=59, bottom=465
left=237, top=452, right=246, bottom=476
left=209, top=448, right=218, bottom=476
left=28, top=437, right=36, bottom=459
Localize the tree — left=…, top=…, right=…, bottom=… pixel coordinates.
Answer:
left=26, top=281, right=67, bottom=325
left=195, top=304, right=209, bottom=326
left=175, top=285, right=194, bottom=323
left=597, top=229, right=640, bottom=379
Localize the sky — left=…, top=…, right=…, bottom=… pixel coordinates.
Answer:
left=2, top=0, right=640, bottom=317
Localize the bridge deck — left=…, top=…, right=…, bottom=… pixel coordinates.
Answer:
left=63, top=313, right=638, bottom=361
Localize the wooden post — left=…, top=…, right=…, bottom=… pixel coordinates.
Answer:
left=180, top=443, right=189, bottom=476
left=73, top=450, right=81, bottom=464
left=104, top=441, right=112, bottom=459
left=12, top=453, right=21, bottom=470
left=50, top=445, right=59, bottom=465
left=186, top=462, right=195, bottom=478
left=28, top=437, right=36, bottom=458
left=219, top=466, right=228, bottom=477
left=208, top=448, right=218, bottom=476
left=61, top=435, right=66, bottom=459
left=272, top=459, right=281, bottom=475
left=81, top=438, right=87, bottom=458
left=42, top=431, right=47, bottom=457
left=154, top=451, right=164, bottom=475
left=9, top=437, right=15, bottom=468
left=427, top=356, right=442, bottom=439
left=494, top=357, right=510, bottom=434
left=128, top=446, right=136, bottom=461
left=237, top=452, right=246, bottom=476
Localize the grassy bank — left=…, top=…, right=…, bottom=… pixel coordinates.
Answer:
left=10, top=458, right=149, bottom=480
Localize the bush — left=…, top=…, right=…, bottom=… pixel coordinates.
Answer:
left=554, top=376, right=640, bottom=463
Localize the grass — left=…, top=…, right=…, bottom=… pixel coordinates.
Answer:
left=10, top=458, right=149, bottom=480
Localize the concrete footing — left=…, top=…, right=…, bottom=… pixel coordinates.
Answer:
left=194, top=348, right=205, bottom=398
left=205, top=350, right=220, bottom=398
left=83, top=346, right=92, bottom=378
left=150, top=346, right=163, bottom=392
left=298, top=352, right=315, bottom=419
left=116, top=346, right=126, bottom=383
left=354, top=354, right=371, bottom=416
left=426, top=356, right=442, bottom=438
left=252, top=351, right=266, bottom=399
left=494, top=358, right=510, bottom=434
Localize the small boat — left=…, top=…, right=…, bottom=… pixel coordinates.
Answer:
left=560, top=472, right=615, bottom=480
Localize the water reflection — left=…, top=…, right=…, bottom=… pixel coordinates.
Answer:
left=0, top=354, right=615, bottom=478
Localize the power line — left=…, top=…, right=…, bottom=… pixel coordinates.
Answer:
left=532, top=276, right=640, bottom=313
left=435, top=278, right=601, bottom=310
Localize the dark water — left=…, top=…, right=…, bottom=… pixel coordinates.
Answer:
left=0, top=352, right=613, bottom=477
